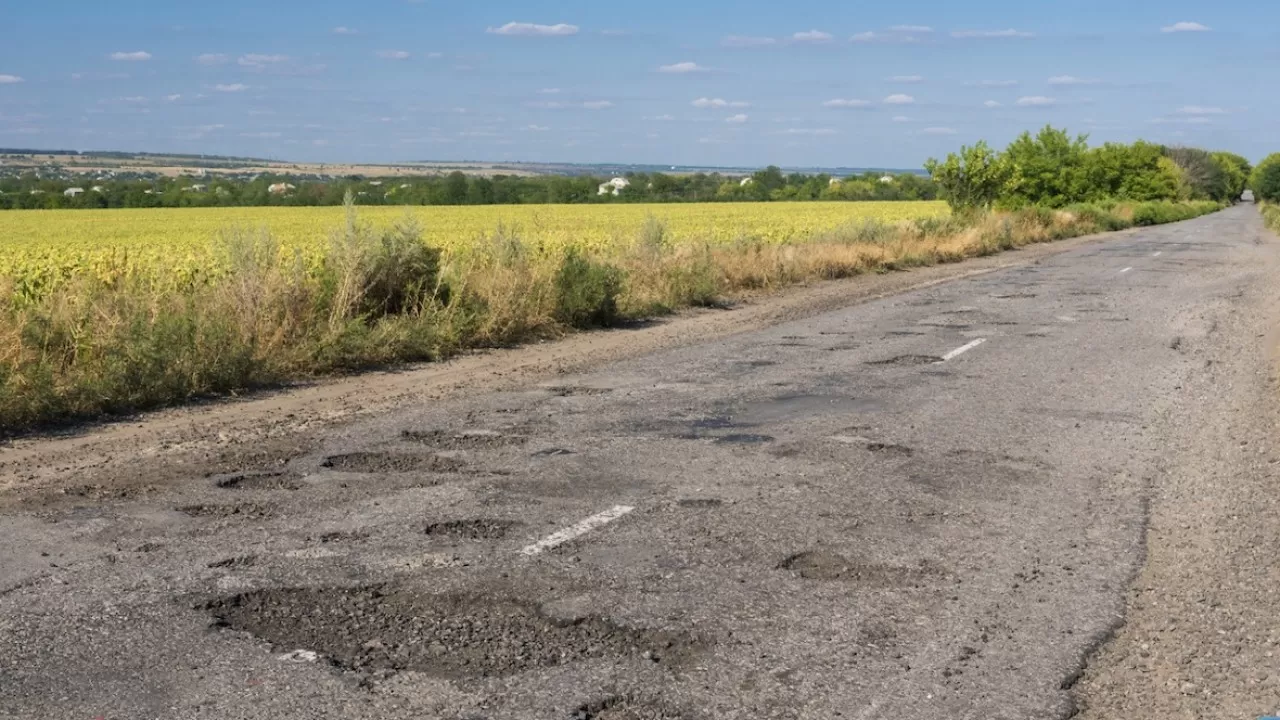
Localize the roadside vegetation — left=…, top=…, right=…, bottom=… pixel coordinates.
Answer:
left=0, top=127, right=1235, bottom=431
left=1252, top=153, right=1280, bottom=232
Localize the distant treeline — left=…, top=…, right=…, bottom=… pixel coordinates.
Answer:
left=0, top=167, right=937, bottom=210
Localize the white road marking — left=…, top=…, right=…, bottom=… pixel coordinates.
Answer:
left=521, top=505, right=635, bottom=556
left=938, top=338, right=987, bottom=362
left=1153, top=251, right=1162, bottom=257
left=1119, top=267, right=1133, bottom=274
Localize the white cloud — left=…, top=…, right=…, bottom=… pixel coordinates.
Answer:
left=0, top=74, right=23, bottom=84
left=792, top=30, right=833, bottom=43
left=883, top=94, right=915, bottom=105
left=582, top=100, right=613, bottom=109
left=892, top=115, right=912, bottom=122
left=725, top=113, right=749, bottom=123
left=538, top=88, right=561, bottom=94
left=376, top=50, right=411, bottom=60
left=197, top=124, right=225, bottom=133
left=922, top=127, right=958, bottom=135
left=1016, top=95, right=1056, bottom=106
left=781, top=128, right=837, bottom=136
left=240, top=131, right=282, bottom=138
left=653, top=114, right=676, bottom=121
left=889, top=74, right=924, bottom=83
left=889, top=25, right=934, bottom=33
left=487, top=22, right=580, bottom=37
left=1048, top=75, right=1098, bottom=86
left=239, top=54, right=288, bottom=69
left=196, top=53, right=229, bottom=66
left=692, top=97, right=748, bottom=108
left=659, top=61, right=708, bottom=73
left=526, top=125, right=550, bottom=131
left=984, top=100, right=1002, bottom=108
left=850, top=31, right=881, bottom=43
left=214, top=83, right=248, bottom=92
left=427, top=52, right=443, bottom=58
left=332, top=26, right=358, bottom=35
left=951, top=29, right=1034, bottom=38
left=165, top=94, right=182, bottom=101
left=974, top=79, right=1019, bottom=87
left=313, top=139, right=329, bottom=146
left=1178, top=105, right=1227, bottom=115
left=110, top=51, right=152, bottom=61
left=722, top=35, right=777, bottom=47
left=1162, top=21, right=1210, bottom=33
left=823, top=98, right=872, bottom=109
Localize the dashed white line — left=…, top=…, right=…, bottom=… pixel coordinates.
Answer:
left=1152, top=251, right=1162, bottom=257
left=520, top=505, right=635, bottom=556
left=1119, top=267, right=1133, bottom=274
left=938, top=338, right=987, bottom=362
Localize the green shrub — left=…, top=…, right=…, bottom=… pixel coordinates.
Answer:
left=553, top=249, right=626, bottom=328
left=1251, top=154, right=1280, bottom=203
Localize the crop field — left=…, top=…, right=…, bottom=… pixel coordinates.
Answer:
left=0, top=201, right=948, bottom=288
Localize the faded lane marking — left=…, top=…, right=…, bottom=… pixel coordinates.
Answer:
left=1119, top=267, right=1133, bottom=274
left=1153, top=251, right=1162, bottom=257
left=521, top=505, right=635, bottom=556
left=938, top=338, right=987, bottom=362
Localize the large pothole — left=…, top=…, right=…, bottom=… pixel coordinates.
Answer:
left=321, top=452, right=464, bottom=474
left=205, top=586, right=698, bottom=677
left=424, top=518, right=521, bottom=540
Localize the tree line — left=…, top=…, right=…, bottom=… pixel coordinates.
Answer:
left=925, top=126, right=1252, bottom=212
left=0, top=168, right=937, bottom=210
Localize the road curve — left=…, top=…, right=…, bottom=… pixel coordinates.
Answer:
left=2, top=205, right=1279, bottom=720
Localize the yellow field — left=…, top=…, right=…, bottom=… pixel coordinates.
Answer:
left=0, top=201, right=948, bottom=292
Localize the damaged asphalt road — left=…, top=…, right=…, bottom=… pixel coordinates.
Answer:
left=3, top=205, right=1280, bottom=720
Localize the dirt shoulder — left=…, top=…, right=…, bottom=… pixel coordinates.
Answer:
left=0, top=225, right=1141, bottom=498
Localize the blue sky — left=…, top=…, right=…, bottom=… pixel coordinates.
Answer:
left=1, top=1, right=1275, bottom=168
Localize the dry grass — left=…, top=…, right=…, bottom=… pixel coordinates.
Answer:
left=0, top=199, right=1222, bottom=432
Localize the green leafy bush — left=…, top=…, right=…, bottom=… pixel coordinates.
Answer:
left=553, top=249, right=626, bottom=328
left=1251, top=154, right=1280, bottom=203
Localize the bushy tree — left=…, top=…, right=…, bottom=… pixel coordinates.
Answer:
left=1211, top=151, right=1250, bottom=200
left=1165, top=147, right=1231, bottom=202
left=924, top=140, right=1010, bottom=213
left=1251, top=154, right=1280, bottom=203
left=1083, top=141, right=1181, bottom=202
left=1000, top=126, right=1092, bottom=208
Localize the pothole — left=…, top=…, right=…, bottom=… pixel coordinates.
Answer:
left=714, top=434, right=774, bottom=445
left=321, top=452, right=464, bottom=474
left=677, top=498, right=723, bottom=509
left=208, top=555, right=258, bottom=569
left=866, top=442, right=914, bottom=457
left=867, top=355, right=943, bottom=366
left=204, top=586, right=699, bottom=677
left=424, top=519, right=521, bottom=540
left=993, top=292, right=1038, bottom=299
left=532, top=448, right=578, bottom=458
left=778, top=551, right=942, bottom=587
left=215, top=472, right=302, bottom=491
left=178, top=503, right=274, bottom=520
left=738, top=360, right=777, bottom=368
left=571, top=695, right=690, bottom=720
left=546, top=386, right=613, bottom=397
left=402, top=430, right=527, bottom=450
left=691, top=417, right=737, bottom=430
left=316, top=530, right=369, bottom=544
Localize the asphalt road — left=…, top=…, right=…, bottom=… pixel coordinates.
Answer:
left=3, top=206, right=1279, bottom=720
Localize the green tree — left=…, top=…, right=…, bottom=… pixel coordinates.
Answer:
left=924, top=140, right=1010, bottom=213
left=1251, top=154, right=1280, bottom=202
left=1000, top=126, right=1091, bottom=208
